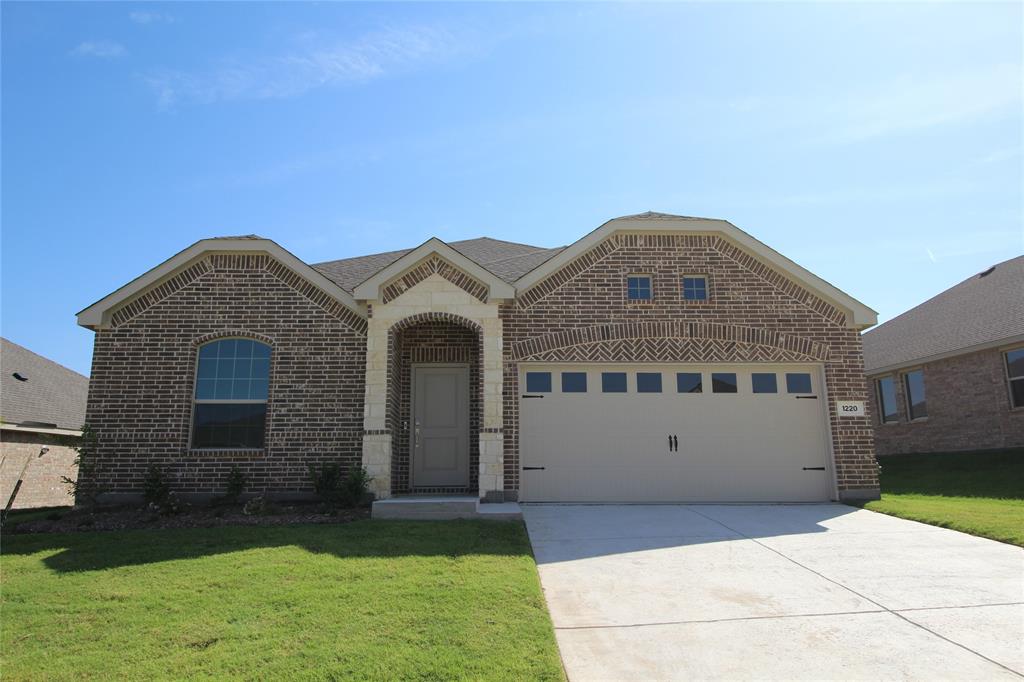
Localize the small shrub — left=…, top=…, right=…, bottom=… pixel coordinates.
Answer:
left=143, top=465, right=171, bottom=506
left=223, top=466, right=246, bottom=504
left=242, top=495, right=267, bottom=516
left=308, top=463, right=343, bottom=504
left=340, top=467, right=373, bottom=508
left=63, top=424, right=101, bottom=507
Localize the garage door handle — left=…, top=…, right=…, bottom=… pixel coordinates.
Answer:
left=522, top=394, right=545, bottom=399
left=802, top=466, right=826, bottom=471
left=795, top=395, right=818, bottom=400
left=523, top=466, right=546, bottom=471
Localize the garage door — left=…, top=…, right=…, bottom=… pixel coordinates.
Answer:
left=519, top=364, right=833, bottom=502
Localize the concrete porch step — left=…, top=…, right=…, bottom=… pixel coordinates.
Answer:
left=371, top=496, right=522, bottom=521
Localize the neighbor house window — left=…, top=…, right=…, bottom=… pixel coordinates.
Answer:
left=876, top=376, right=899, bottom=423
left=903, top=369, right=927, bottom=420
left=193, top=338, right=271, bottom=449
left=1005, top=348, right=1024, bottom=408
left=636, top=372, right=662, bottom=393
left=682, top=276, right=708, bottom=301
left=627, top=275, right=652, bottom=301
left=711, top=373, right=737, bottom=393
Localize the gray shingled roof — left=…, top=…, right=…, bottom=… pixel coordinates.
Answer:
left=862, top=255, right=1024, bottom=373
left=1, top=338, right=89, bottom=431
left=312, top=237, right=564, bottom=292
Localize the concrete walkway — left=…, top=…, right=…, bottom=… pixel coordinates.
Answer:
left=523, top=504, right=1024, bottom=681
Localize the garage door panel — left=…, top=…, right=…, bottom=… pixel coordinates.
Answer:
left=520, top=364, right=831, bottom=503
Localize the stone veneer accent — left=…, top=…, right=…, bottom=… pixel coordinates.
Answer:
left=81, top=253, right=366, bottom=501
left=868, top=346, right=1024, bottom=455
left=361, top=275, right=503, bottom=499
left=501, top=232, right=878, bottom=499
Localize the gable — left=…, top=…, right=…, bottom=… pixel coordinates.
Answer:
left=77, top=238, right=365, bottom=331
left=514, top=214, right=876, bottom=329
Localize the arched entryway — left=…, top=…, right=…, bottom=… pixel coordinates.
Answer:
left=387, top=314, right=484, bottom=495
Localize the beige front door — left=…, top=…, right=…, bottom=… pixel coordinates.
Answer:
left=519, top=363, right=833, bottom=502
left=412, top=365, right=470, bottom=488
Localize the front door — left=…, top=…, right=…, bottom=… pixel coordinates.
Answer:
left=412, top=365, right=470, bottom=488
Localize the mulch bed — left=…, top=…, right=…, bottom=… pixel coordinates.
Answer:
left=5, top=503, right=371, bottom=535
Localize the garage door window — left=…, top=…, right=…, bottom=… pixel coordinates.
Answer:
left=751, top=373, right=778, bottom=393
left=711, top=373, right=737, bottom=393
left=636, top=372, right=662, bottom=393
left=601, top=372, right=627, bottom=393
left=785, top=373, right=813, bottom=394
left=561, top=372, right=588, bottom=393
left=526, top=372, right=552, bottom=393
left=676, top=372, right=702, bottom=393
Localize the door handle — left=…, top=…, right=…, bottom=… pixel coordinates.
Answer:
left=415, top=426, right=421, bottom=448
left=673, top=435, right=678, bottom=451
left=523, top=466, right=546, bottom=471
left=795, top=395, right=818, bottom=400
left=802, top=466, right=825, bottom=471
left=522, top=394, right=545, bottom=399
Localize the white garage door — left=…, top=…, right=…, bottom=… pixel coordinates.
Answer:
left=519, top=364, right=833, bottom=502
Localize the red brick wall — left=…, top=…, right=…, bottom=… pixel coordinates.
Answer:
left=82, top=254, right=367, bottom=501
left=501, top=233, right=879, bottom=498
left=868, top=347, right=1024, bottom=455
left=0, top=431, right=78, bottom=509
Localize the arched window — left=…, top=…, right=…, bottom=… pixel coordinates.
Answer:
left=192, top=338, right=271, bottom=449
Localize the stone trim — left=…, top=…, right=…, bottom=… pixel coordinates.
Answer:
left=389, top=311, right=485, bottom=334
left=110, top=259, right=213, bottom=327
left=512, top=321, right=829, bottom=362
left=381, top=255, right=490, bottom=304
left=192, top=330, right=276, bottom=348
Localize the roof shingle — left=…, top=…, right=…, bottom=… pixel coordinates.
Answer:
left=862, top=255, right=1024, bottom=373
left=1, top=338, right=89, bottom=431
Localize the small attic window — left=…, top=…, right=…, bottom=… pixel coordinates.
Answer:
left=12, top=372, right=27, bottom=382
left=978, top=265, right=996, bottom=278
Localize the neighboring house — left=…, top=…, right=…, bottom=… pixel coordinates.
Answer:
left=0, top=338, right=89, bottom=508
left=863, top=255, right=1024, bottom=456
left=75, top=212, right=881, bottom=505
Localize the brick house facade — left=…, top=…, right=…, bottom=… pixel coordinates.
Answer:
left=863, top=255, right=1023, bottom=456
left=77, top=213, right=881, bottom=504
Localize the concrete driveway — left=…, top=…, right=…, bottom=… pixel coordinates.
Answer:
left=523, top=504, right=1024, bottom=681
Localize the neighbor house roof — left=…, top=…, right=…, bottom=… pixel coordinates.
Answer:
left=1, top=338, right=89, bottom=432
left=862, top=255, right=1024, bottom=374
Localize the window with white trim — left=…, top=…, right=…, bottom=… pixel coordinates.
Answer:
left=1006, top=348, right=1024, bottom=408
left=627, top=275, right=652, bottom=301
left=192, top=338, right=271, bottom=449
left=682, top=276, right=708, bottom=301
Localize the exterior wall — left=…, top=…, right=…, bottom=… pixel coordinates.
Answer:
left=390, top=321, right=481, bottom=494
left=0, top=430, right=79, bottom=509
left=82, top=253, right=367, bottom=501
left=501, top=233, right=879, bottom=500
left=868, top=346, right=1024, bottom=455
left=361, top=274, right=503, bottom=500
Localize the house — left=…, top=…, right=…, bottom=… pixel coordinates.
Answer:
left=863, top=255, right=1024, bottom=456
left=0, top=338, right=89, bottom=509
left=75, top=212, right=881, bottom=509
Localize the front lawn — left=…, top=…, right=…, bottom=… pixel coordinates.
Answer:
left=862, top=448, right=1024, bottom=546
left=1, top=520, right=564, bottom=681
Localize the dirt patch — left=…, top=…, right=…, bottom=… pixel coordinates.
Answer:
left=6, top=502, right=371, bottom=534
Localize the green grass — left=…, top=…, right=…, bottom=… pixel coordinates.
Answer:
left=862, top=448, right=1024, bottom=546
left=1, top=520, right=565, bottom=681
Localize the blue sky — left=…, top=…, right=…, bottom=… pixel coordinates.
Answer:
left=2, top=2, right=1021, bottom=376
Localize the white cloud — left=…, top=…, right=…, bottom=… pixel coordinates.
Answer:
left=71, top=40, right=127, bottom=58
left=130, top=11, right=175, bottom=25
left=145, top=25, right=468, bottom=108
